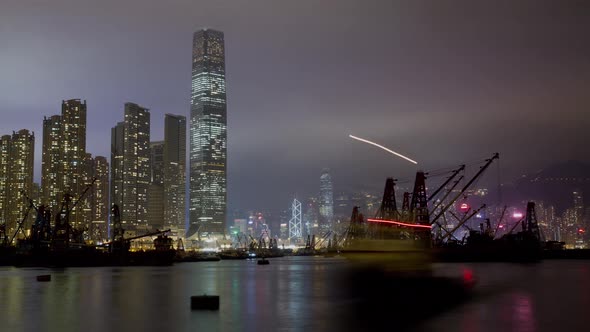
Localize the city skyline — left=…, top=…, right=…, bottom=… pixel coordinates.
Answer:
left=1, top=0, right=589, bottom=214
left=2, top=3, right=590, bottom=331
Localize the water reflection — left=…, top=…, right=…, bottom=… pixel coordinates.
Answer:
left=512, top=293, right=535, bottom=332
left=1, top=260, right=590, bottom=332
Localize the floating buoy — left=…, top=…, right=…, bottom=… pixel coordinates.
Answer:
left=191, top=295, right=219, bottom=310
left=36, top=275, right=51, bottom=282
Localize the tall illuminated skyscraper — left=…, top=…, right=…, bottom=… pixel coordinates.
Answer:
left=110, top=103, right=150, bottom=232
left=0, top=135, right=11, bottom=230
left=41, top=115, right=61, bottom=211
left=319, top=169, right=334, bottom=232
left=163, top=114, right=186, bottom=235
left=6, top=130, right=35, bottom=237
left=41, top=99, right=87, bottom=228
left=90, top=156, right=109, bottom=242
left=148, top=141, right=165, bottom=231
left=110, top=121, right=124, bottom=219
left=189, top=29, right=227, bottom=236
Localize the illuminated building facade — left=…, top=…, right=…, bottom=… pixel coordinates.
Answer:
left=110, top=121, right=124, bottom=221
left=148, top=141, right=165, bottom=231
left=90, top=156, right=109, bottom=242
left=189, top=29, right=227, bottom=236
left=163, top=114, right=186, bottom=235
left=41, top=99, right=88, bottom=228
left=61, top=99, right=87, bottom=227
left=4, top=130, right=35, bottom=238
left=41, top=115, right=61, bottom=212
left=0, top=135, right=10, bottom=230
left=110, top=103, right=150, bottom=232
left=319, top=169, right=334, bottom=232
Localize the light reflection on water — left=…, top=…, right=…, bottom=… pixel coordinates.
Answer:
left=1, top=258, right=590, bottom=332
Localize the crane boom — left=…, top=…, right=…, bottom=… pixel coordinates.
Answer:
left=441, top=204, right=487, bottom=241
left=430, top=153, right=499, bottom=225
left=493, top=206, right=508, bottom=238
left=427, top=165, right=465, bottom=202
left=431, top=175, right=464, bottom=214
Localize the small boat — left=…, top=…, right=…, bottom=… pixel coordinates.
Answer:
left=257, top=258, right=269, bottom=265
left=218, top=249, right=249, bottom=260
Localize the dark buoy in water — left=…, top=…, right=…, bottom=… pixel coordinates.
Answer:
left=191, top=295, right=219, bottom=310
left=257, top=257, right=269, bottom=265
left=36, top=275, right=51, bottom=282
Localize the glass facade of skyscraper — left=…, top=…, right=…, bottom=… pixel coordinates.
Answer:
left=189, top=29, right=227, bottom=236
left=319, top=169, right=334, bottom=232
left=163, top=114, right=186, bottom=236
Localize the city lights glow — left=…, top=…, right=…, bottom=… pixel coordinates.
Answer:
left=349, top=135, right=418, bottom=164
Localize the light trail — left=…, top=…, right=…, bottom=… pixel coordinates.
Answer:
left=349, top=135, right=418, bottom=164
left=366, top=218, right=432, bottom=229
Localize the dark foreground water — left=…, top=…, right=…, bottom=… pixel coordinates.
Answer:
left=1, top=257, right=589, bottom=332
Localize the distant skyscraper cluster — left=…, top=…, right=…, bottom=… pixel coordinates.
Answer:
left=189, top=29, right=228, bottom=237
left=109, top=105, right=187, bottom=236
left=144, top=114, right=187, bottom=235
left=0, top=99, right=111, bottom=244
left=40, top=99, right=109, bottom=242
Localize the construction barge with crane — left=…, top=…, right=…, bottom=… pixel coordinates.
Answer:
left=338, top=153, right=584, bottom=263
left=0, top=180, right=175, bottom=268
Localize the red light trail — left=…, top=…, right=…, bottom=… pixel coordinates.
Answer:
left=366, top=218, right=432, bottom=229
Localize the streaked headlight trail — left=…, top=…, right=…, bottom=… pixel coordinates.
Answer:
left=349, top=135, right=418, bottom=165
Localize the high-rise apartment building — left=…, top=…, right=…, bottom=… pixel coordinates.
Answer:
left=5, top=130, right=35, bottom=237
left=148, top=141, right=165, bottom=231
left=110, top=103, right=150, bottom=232
left=90, top=156, right=109, bottom=242
left=0, top=135, right=11, bottom=230
left=189, top=29, right=227, bottom=236
left=41, top=99, right=87, bottom=229
left=41, top=115, right=61, bottom=210
left=163, top=114, right=186, bottom=235
left=74, top=153, right=110, bottom=242
left=110, top=122, right=125, bottom=218
left=319, top=169, right=334, bottom=232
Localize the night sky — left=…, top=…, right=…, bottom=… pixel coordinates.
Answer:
left=1, top=0, right=589, bottom=212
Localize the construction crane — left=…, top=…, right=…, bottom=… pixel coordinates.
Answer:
left=430, top=153, right=499, bottom=226
left=440, top=204, right=487, bottom=242
left=427, top=165, right=465, bottom=203
left=493, top=206, right=508, bottom=238
left=9, top=191, right=37, bottom=244
left=52, top=178, right=97, bottom=250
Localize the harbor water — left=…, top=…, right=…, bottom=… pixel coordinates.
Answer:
left=1, top=257, right=589, bottom=332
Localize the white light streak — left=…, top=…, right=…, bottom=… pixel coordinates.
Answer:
left=349, top=135, right=418, bottom=165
